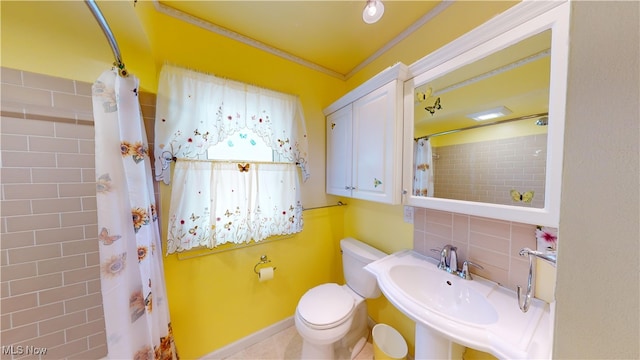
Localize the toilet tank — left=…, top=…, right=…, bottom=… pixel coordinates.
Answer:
left=340, top=238, right=387, bottom=298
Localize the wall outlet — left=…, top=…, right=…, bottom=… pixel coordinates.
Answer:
left=403, top=206, right=414, bottom=224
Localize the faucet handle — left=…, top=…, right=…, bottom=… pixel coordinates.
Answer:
left=430, top=248, right=448, bottom=270
left=460, top=260, right=483, bottom=280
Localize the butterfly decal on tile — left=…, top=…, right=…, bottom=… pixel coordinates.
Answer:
left=99, top=227, right=121, bottom=245
left=510, top=190, right=534, bottom=203
left=425, top=97, right=442, bottom=115
left=238, top=163, right=250, bottom=172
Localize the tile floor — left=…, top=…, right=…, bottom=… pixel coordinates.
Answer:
left=222, top=325, right=374, bottom=360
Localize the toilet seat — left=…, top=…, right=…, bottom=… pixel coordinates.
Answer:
left=297, top=283, right=355, bottom=330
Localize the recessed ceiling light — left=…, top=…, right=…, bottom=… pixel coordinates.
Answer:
left=467, top=106, right=513, bottom=121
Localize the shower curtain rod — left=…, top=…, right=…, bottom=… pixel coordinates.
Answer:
left=85, top=0, right=128, bottom=76
left=415, top=112, right=548, bottom=141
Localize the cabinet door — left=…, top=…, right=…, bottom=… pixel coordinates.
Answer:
left=352, top=81, right=402, bottom=204
left=326, top=105, right=353, bottom=197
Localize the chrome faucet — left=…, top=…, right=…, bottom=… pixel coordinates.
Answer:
left=430, top=245, right=483, bottom=280
left=459, top=260, right=483, bottom=280
left=448, top=245, right=458, bottom=273
left=432, top=245, right=457, bottom=273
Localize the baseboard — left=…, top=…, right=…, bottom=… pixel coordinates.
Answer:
left=199, top=316, right=294, bottom=359
left=198, top=315, right=414, bottom=360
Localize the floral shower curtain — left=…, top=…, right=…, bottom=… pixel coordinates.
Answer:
left=92, top=69, right=178, bottom=360
left=413, top=138, right=435, bottom=197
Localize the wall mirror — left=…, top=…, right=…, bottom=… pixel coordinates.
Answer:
left=402, top=2, right=570, bottom=227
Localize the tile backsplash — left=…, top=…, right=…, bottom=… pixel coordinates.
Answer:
left=413, top=207, right=536, bottom=291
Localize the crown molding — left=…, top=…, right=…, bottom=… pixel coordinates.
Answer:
left=323, top=62, right=409, bottom=116
left=152, top=1, right=450, bottom=82
left=408, top=0, right=566, bottom=77
left=152, top=1, right=345, bottom=80
left=344, top=0, right=454, bottom=79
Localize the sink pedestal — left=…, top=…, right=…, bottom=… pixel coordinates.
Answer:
left=415, top=323, right=464, bottom=360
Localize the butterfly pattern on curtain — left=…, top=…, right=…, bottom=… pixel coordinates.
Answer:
left=154, top=64, right=310, bottom=185
left=92, top=69, right=178, bottom=359
left=154, top=65, right=308, bottom=254
left=166, top=160, right=303, bottom=254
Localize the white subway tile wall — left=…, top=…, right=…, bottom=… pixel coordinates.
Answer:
left=0, top=67, right=157, bottom=359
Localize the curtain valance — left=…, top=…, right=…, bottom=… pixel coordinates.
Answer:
left=154, top=65, right=309, bottom=184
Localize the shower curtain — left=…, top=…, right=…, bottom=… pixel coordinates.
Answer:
left=413, top=138, right=434, bottom=197
left=92, top=69, right=178, bottom=360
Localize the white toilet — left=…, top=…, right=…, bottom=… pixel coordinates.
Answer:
left=294, top=237, right=386, bottom=359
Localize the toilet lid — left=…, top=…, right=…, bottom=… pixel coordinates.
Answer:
left=298, top=283, right=354, bottom=327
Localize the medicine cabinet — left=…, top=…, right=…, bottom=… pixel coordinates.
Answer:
left=325, top=63, right=408, bottom=205
left=402, top=2, right=570, bottom=227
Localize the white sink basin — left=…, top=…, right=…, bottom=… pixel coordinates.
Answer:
left=365, top=250, right=553, bottom=359
left=389, top=265, right=498, bottom=325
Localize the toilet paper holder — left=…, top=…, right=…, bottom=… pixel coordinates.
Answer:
left=254, top=255, right=277, bottom=274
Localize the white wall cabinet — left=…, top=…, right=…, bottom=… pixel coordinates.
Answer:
left=326, top=105, right=353, bottom=197
left=324, top=64, right=407, bottom=204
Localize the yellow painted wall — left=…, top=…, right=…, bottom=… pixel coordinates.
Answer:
left=136, top=4, right=351, bottom=357
left=340, top=3, right=518, bottom=358
left=1, top=1, right=518, bottom=358
left=0, top=1, right=157, bottom=90
left=160, top=186, right=346, bottom=357
left=2, top=1, right=348, bottom=357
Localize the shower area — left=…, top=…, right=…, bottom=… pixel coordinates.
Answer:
left=1, top=1, right=176, bottom=359
left=423, top=115, right=549, bottom=208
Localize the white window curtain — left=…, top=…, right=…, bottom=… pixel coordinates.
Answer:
left=154, top=64, right=310, bottom=184
left=154, top=65, right=308, bottom=254
left=166, top=159, right=303, bottom=254
left=414, top=138, right=435, bottom=197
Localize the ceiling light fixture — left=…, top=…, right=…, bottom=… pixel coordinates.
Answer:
left=467, top=106, right=513, bottom=121
left=363, top=0, right=384, bottom=24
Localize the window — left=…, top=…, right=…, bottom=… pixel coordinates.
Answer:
left=154, top=65, right=309, bottom=254
left=207, top=128, right=276, bottom=162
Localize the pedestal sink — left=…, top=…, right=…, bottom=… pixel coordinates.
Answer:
left=390, top=265, right=498, bottom=326
left=365, top=250, right=553, bottom=359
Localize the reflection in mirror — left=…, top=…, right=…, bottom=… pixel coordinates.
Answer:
left=413, top=30, right=551, bottom=208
